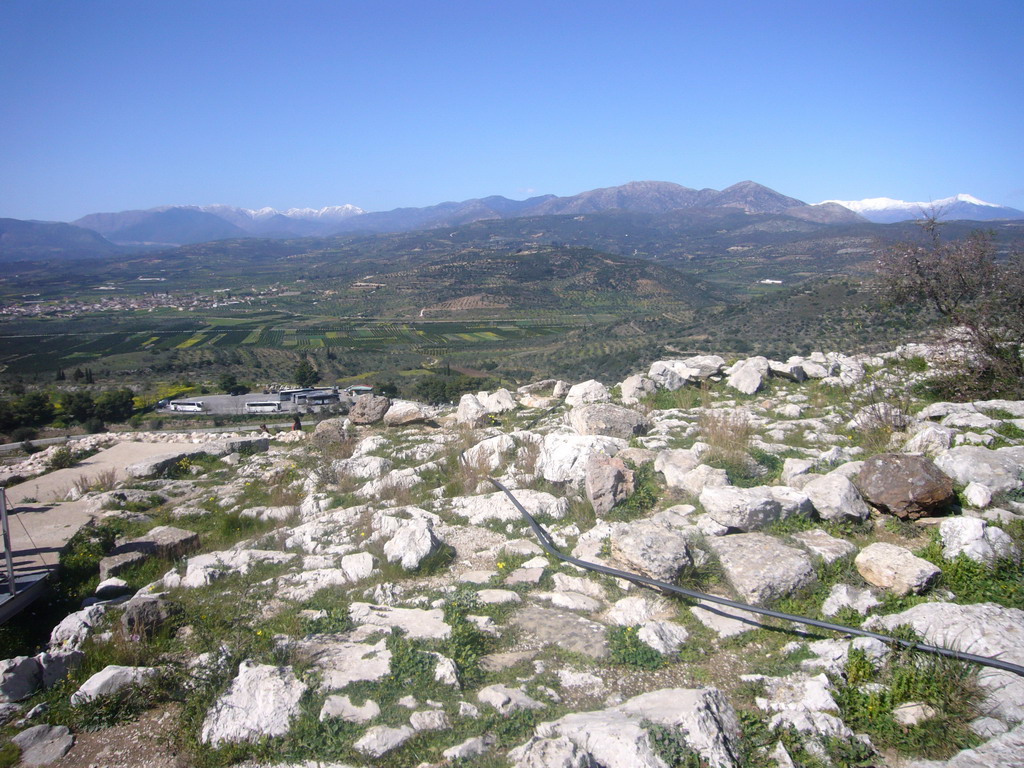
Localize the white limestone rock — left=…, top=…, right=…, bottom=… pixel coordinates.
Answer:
left=565, top=380, right=611, bottom=408
left=201, top=661, right=306, bottom=745
left=319, top=694, right=380, bottom=723
left=698, top=486, right=785, bottom=532
left=855, top=543, right=940, bottom=596
left=620, top=375, right=656, bottom=404
left=447, top=489, right=568, bottom=525
left=536, top=433, right=626, bottom=486
left=383, top=517, right=442, bottom=571
left=349, top=602, right=451, bottom=640
left=790, top=528, right=857, bottom=564
left=821, top=584, right=881, bottom=617
left=707, top=534, right=816, bottom=605
left=70, top=665, right=157, bottom=705
left=939, top=517, right=1018, bottom=565
left=291, top=637, right=391, bottom=690
left=934, top=446, right=1024, bottom=494
left=354, top=725, right=414, bottom=757
left=801, top=473, right=871, bottom=522
left=478, top=684, right=544, bottom=713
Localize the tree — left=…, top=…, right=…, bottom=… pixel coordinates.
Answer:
left=294, top=358, right=319, bottom=388
left=217, top=373, right=249, bottom=396
left=94, top=389, right=135, bottom=423
left=61, top=390, right=96, bottom=423
left=876, top=221, right=1024, bottom=398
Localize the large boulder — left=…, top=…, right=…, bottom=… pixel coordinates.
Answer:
left=585, top=454, right=634, bottom=516
left=934, top=446, right=1024, bottom=494
left=536, top=433, right=626, bottom=486
left=619, top=375, right=656, bottom=404
left=348, top=394, right=391, bottom=424
left=726, top=356, right=770, bottom=395
left=382, top=400, right=431, bottom=426
left=854, top=543, right=940, bottom=596
left=802, top=474, right=871, bottom=522
left=610, top=521, right=697, bottom=582
left=201, top=661, right=307, bottom=745
left=312, top=417, right=350, bottom=443
left=567, top=403, right=647, bottom=439
left=856, top=453, right=957, bottom=519
left=382, top=517, right=443, bottom=571
left=456, top=394, right=489, bottom=426
left=654, top=449, right=700, bottom=489
left=707, top=533, right=816, bottom=605
left=120, top=596, right=181, bottom=640
left=479, top=389, right=518, bottom=414
left=99, top=526, right=200, bottom=580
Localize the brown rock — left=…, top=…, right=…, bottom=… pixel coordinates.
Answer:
left=348, top=395, right=391, bottom=424
left=856, top=453, right=957, bottom=520
left=584, top=454, right=634, bottom=516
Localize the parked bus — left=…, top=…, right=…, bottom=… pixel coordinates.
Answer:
left=245, top=401, right=282, bottom=413
left=167, top=400, right=205, bottom=412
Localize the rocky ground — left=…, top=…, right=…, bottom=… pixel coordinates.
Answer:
left=1, top=345, right=1023, bottom=767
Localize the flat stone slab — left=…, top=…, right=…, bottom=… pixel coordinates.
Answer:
left=690, top=602, right=767, bottom=638
left=349, top=602, right=451, bottom=640
left=291, top=637, right=391, bottom=690
left=707, top=533, right=816, bottom=605
left=11, top=724, right=74, bottom=766
left=511, top=604, right=609, bottom=658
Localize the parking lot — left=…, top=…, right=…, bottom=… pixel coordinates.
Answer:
left=157, top=392, right=354, bottom=416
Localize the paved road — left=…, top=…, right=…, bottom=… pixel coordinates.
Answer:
left=1, top=440, right=200, bottom=619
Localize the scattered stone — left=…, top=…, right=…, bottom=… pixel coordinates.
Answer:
left=120, top=596, right=180, bottom=639
left=609, top=521, right=696, bottom=581
left=855, top=543, right=940, bottom=596
left=478, top=684, right=544, bottom=713
left=100, top=525, right=200, bottom=580
left=476, top=589, right=522, bottom=605
left=457, top=393, right=489, bottom=426
left=383, top=517, right=443, bottom=570
left=382, top=400, right=431, bottom=426
left=821, top=584, right=880, bottom=617
left=564, top=380, right=611, bottom=408
left=319, top=694, right=380, bottom=723
left=964, top=482, right=993, bottom=509
left=892, top=701, right=937, bottom=727
left=856, top=453, right=957, bottom=519
left=0, top=657, right=41, bottom=703
left=292, top=637, right=391, bottom=690
left=443, top=734, right=495, bottom=761
left=691, top=603, right=766, bottom=638
left=410, top=709, right=450, bottom=731
left=934, top=446, right=1024, bottom=494
left=620, top=375, right=656, bottom=404
left=354, top=724, right=414, bottom=757
left=349, top=602, right=451, bottom=640
left=654, top=449, right=700, bottom=489
left=512, top=605, right=609, bottom=658
left=727, top=356, right=769, bottom=394
left=94, top=577, right=131, bottom=600
left=699, top=486, right=785, bottom=532
left=11, top=724, right=74, bottom=766
left=791, top=528, right=856, bottom=564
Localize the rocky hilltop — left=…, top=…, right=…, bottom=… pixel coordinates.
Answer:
left=2, top=344, right=1023, bottom=767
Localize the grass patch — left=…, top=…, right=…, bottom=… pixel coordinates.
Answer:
left=608, top=625, right=665, bottom=669
left=832, top=638, right=982, bottom=759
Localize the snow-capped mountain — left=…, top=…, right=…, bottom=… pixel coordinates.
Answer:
left=819, top=193, right=1024, bottom=224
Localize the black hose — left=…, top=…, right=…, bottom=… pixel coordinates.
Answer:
left=486, top=476, right=1024, bottom=679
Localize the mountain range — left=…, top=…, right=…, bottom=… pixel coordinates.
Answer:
left=820, top=193, right=1024, bottom=224
left=2, top=181, right=1022, bottom=259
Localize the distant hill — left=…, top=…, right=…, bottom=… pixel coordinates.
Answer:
left=821, top=193, right=1024, bottom=223
left=63, top=180, right=842, bottom=245
left=73, top=207, right=250, bottom=246
left=0, top=218, right=121, bottom=261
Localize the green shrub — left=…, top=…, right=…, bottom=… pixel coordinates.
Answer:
left=46, top=445, right=77, bottom=470
left=609, top=625, right=665, bottom=669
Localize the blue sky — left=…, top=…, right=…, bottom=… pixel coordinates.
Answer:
left=1, top=0, right=1021, bottom=221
